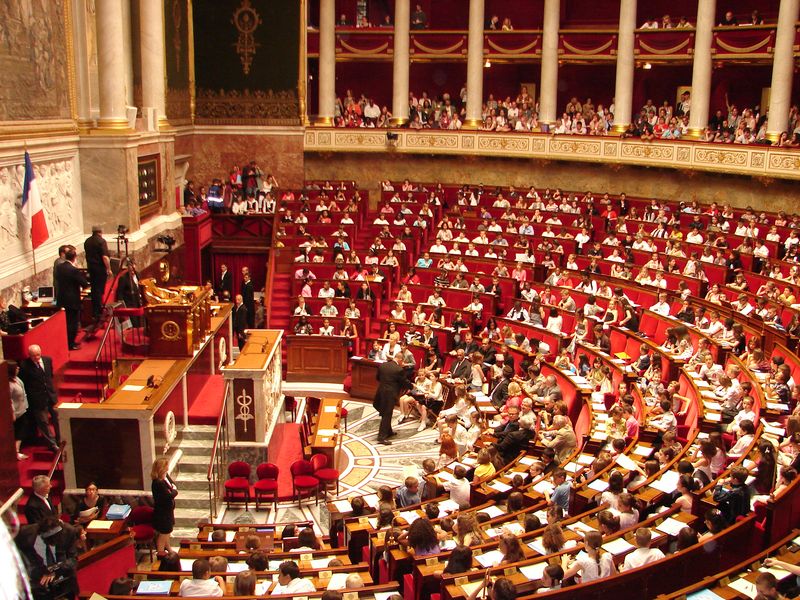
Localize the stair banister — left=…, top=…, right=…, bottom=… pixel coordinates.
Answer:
left=206, top=380, right=232, bottom=519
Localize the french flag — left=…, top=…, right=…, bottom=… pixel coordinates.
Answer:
left=21, top=151, right=49, bottom=249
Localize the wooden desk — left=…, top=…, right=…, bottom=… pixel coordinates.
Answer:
left=311, top=398, right=342, bottom=467
left=58, top=304, right=232, bottom=491
left=286, top=334, right=349, bottom=383
left=350, top=357, right=379, bottom=399
left=1, top=309, right=68, bottom=371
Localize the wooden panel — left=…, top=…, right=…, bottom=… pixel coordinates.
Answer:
left=350, top=358, right=379, bottom=400
left=71, top=418, right=143, bottom=490
left=285, top=335, right=348, bottom=383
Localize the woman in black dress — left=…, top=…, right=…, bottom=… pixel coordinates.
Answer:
left=151, top=456, right=178, bottom=556
left=74, top=481, right=107, bottom=524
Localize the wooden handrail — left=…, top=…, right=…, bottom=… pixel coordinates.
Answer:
left=48, top=440, right=67, bottom=480
left=207, top=380, right=230, bottom=483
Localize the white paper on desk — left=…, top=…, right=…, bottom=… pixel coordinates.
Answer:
left=327, top=573, right=349, bottom=590
left=594, top=413, right=608, bottom=421
left=602, top=537, right=635, bottom=555
left=268, top=561, right=283, bottom=571
left=332, top=500, right=352, bottom=513
left=727, top=578, right=758, bottom=599
left=317, top=428, right=338, bottom=436
left=532, top=480, right=554, bottom=495
left=121, top=385, right=145, bottom=392
left=592, top=403, right=607, bottom=412
left=767, top=402, right=790, bottom=411
left=592, top=432, right=609, bottom=441
left=439, top=499, right=461, bottom=513
left=650, top=470, right=680, bottom=494
left=567, top=521, right=597, bottom=535
left=227, top=562, right=249, bottom=573
left=488, top=480, right=511, bottom=492
left=310, top=558, right=331, bottom=569
left=374, top=593, right=398, bottom=600
left=461, top=455, right=478, bottom=466
left=180, top=558, right=194, bottom=571
left=742, top=459, right=756, bottom=470
left=588, top=479, right=609, bottom=492
left=686, top=589, right=725, bottom=600
left=564, top=462, right=580, bottom=474
left=460, top=581, right=485, bottom=597
left=57, top=402, right=83, bottom=409
left=479, top=505, right=504, bottom=519
left=475, top=549, right=504, bottom=568
left=571, top=375, right=589, bottom=385
left=527, top=537, right=547, bottom=556
left=702, top=400, right=722, bottom=411
left=367, top=517, right=379, bottom=529
left=437, top=470, right=456, bottom=483
left=633, top=444, right=653, bottom=457
left=615, top=453, right=639, bottom=471
left=86, top=519, right=113, bottom=530
left=323, top=406, right=338, bottom=413
left=440, top=539, right=457, bottom=551
left=399, top=511, right=420, bottom=524
left=518, top=456, right=536, bottom=466
left=577, top=454, right=595, bottom=465
left=255, top=583, right=270, bottom=596
left=519, top=562, right=547, bottom=581
left=320, top=437, right=330, bottom=443
left=363, top=493, right=379, bottom=507
left=697, top=432, right=710, bottom=440
left=351, top=356, right=363, bottom=360
left=656, top=517, right=687, bottom=536
left=705, top=412, right=722, bottom=422
left=758, top=566, right=793, bottom=580
left=701, top=390, right=718, bottom=399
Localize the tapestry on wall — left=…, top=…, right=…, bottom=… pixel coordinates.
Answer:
left=165, top=0, right=192, bottom=122
left=0, top=0, right=71, bottom=121
left=193, top=0, right=300, bottom=125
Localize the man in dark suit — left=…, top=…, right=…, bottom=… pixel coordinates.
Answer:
left=240, top=271, right=255, bottom=328
left=16, top=515, right=79, bottom=600
left=373, top=353, right=410, bottom=445
left=54, top=246, right=89, bottom=350
left=115, top=260, right=142, bottom=326
left=490, top=365, right=514, bottom=409
left=217, top=264, right=232, bottom=301
left=84, top=226, right=111, bottom=322
left=19, top=345, right=59, bottom=450
left=24, top=476, right=58, bottom=524
left=232, top=294, right=248, bottom=350
left=448, top=348, right=472, bottom=382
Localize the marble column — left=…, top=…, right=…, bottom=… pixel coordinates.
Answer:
left=766, top=0, right=800, bottom=140
left=612, top=0, right=637, bottom=133
left=687, top=0, right=716, bottom=138
left=317, top=0, right=336, bottom=125
left=390, top=0, right=411, bottom=125
left=539, top=0, right=560, bottom=124
left=463, top=0, right=486, bottom=129
left=140, top=0, right=168, bottom=129
left=95, top=0, right=129, bottom=129
left=72, top=0, right=93, bottom=127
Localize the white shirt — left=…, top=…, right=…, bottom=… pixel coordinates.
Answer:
left=179, top=579, right=223, bottom=597
left=271, top=577, right=317, bottom=596
left=649, top=301, right=670, bottom=316
left=443, top=477, right=471, bottom=506
left=572, top=551, right=615, bottom=582
left=622, top=547, right=665, bottom=571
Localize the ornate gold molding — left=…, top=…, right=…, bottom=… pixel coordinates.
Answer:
left=232, top=0, right=262, bottom=75
left=195, top=88, right=300, bottom=125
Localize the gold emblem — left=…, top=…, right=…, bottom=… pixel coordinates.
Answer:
left=160, top=320, right=181, bottom=341
left=232, top=0, right=262, bottom=75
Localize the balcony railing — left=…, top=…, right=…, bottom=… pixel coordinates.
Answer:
left=303, top=128, right=800, bottom=181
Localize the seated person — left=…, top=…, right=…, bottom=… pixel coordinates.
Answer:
left=179, top=559, right=225, bottom=597
left=272, top=561, right=316, bottom=595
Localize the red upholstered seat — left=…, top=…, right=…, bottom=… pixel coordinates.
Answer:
left=290, top=459, right=320, bottom=507
left=253, top=462, right=279, bottom=510
left=224, top=461, right=251, bottom=509
left=311, top=453, right=340, bottom=496
left=128, top=506, right=155, bottom=560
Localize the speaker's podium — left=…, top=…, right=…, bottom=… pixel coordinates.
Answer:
left=286, top=335, right=349, bottom=383
left=141, top=280, right=213, bottom=357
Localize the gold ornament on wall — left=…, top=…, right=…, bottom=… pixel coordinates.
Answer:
left=232, top=0, right=262, bottom=75
left=172, top=0, right=183, bottom=72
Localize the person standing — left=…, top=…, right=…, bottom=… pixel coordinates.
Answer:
left=54, top=246, right=89, bottom=350
left=19, top=345, right=59, bottom=451
left=9, top=360, right=29, bottom=460
left=232, top=294, right=248, bottom=350
left=373, top=353, right=410, bottom=445
left=52, top=245, right=68, bottom=301
left=84, top=226, right=112, bottom=322
left=217, top=263, right=232, bottom=301
left=151, top=456, right=178, bottom=557
left=240, top=271, right=255, bottom=328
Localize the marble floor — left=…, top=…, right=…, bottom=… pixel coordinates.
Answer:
left=219, top=399, right=441, bottom=535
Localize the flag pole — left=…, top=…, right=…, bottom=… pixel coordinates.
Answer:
left=31, top=230, right=37, bottom=276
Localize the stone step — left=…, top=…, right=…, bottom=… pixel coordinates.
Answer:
left=174, top=472, right=210, bottom=492
left=175, top=490, right=211, bottom=510
left=155, top=425, right=217, bottom=441
left=178, top=460, right=211, bottom=474
left=173, top=508, right=212, bottom=529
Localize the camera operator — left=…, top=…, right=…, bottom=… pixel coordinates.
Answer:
left=16, top=515, right=80, bottom=600
left=84, top=225, right=112, bottom=323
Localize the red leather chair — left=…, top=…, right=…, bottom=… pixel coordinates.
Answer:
left=128, top=506, right=155, bottom=560
left=224, top=461, right=251, bottom=510
left=290, top=459, right=319, bottom=507
left=253, top=463, right=279, bottom=511
left=311, top=453, right=340, bottom=497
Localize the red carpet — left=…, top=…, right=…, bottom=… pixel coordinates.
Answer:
left=187, top=373, right=225, bottom=425
left=269, top=423, right=304, bottom=500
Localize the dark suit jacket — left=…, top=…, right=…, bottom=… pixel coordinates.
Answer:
left=233, top=304, right=248, bottom=336
left=24, top=494, right=58, bottom=525
left=490, top=377, right=511, bottom=408
left=16, top=522, right=79, bottom=594
left=218, top=271, right=232, bottom=299
left=115, top=272, right=142, bottom=307
left=450, top=358, right=472, bottom=381
left=19, top=356, right=57, bottom=410
left=373, top=360, right=409, bottom=416
left=54, top=261, right=89, bottom=309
